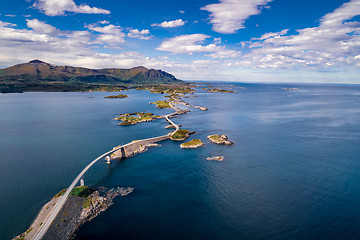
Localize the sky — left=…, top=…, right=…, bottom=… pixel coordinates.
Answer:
left=0, top=0, right=359, bottom=83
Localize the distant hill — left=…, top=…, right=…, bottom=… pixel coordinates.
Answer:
left=0, top=60, right=183, bottom=93
left=0, top=60, right=181, bottom=84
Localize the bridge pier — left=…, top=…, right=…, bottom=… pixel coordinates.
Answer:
left=80, top=179, right=84, bottom=186
left=105, top=155, right=111, bottom=164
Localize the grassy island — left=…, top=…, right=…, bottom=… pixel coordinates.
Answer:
left=150, top=100, right=171, bottom=109
left=104, top=94, right=128, bottom=98
left=115, top=112, right=161, bottom=125
left=136, top=84, right=195, bottom=95
left=170, top=129, right=194, bottom=141
left=208, top=134, right=233, bottom=145
left=202, top=85, right=237, bottom=93
left=180, top=139, right=204, bottom=148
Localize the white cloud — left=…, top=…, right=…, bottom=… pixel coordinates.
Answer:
left=127, top=29, right=151, bottom=40
left=85, top=23, right=125, bottom=45
left=33, top=0, right=110, bottom=16
left=239, top=0, right=360, bottom=69
left=156, top=34, right=216, bottom=54
left=179, top=10, right=185, bottom=14
left=98, top=20, right=109, bottom=25
left=5, top=14, right=16, bottom=17
left=0, top=20, right=17, bottom=27
left=151, top=19, right=186, bottom=28
left=26, top=19, right=60, bottom=35
left=156, top=34, right=240, bottom=58
left=251, top=29, right=289, bottom=41
left=201, top=0, right=272, bottom=34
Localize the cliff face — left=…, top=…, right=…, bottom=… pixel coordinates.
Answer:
left=0, top=60, right=181, bottom=84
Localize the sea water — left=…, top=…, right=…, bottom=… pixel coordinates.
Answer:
left=0, top=84, right=359, bottom=240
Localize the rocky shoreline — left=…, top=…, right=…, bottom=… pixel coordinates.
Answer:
left=208, top=134, right=233, bottom=145
left=180, top=139, right=205, bottom=148
left=14, top=187, right=133, bottom=240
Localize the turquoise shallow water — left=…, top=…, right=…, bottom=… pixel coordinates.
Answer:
left=1, top=84, right=360, bottom=240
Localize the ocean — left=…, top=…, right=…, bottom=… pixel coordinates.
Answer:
left=0, top=83, right=360, bottom=240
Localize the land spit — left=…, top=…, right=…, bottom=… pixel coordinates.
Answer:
left=14, top=187, right=132, bottom=240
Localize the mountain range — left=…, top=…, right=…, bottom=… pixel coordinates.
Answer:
left=0, top=60, right=181, bottom=84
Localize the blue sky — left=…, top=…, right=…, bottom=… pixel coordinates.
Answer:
left=0, top=0, right=359, bottom=83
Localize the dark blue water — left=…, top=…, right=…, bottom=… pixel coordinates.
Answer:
left=1, top=84, right=360, bottom=240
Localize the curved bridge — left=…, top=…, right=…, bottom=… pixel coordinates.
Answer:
left=32, top=109, right=180, bottom=240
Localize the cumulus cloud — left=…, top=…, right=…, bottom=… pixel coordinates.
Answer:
left=201, top=0, right=272, bottom=34
left=26, top=19, right=60, bottom=35
left=251, top=29, right=289, bottom=41
left=33, top=0, right=110, bottom=16
left=156, top=34, right=240, bottom=58
left=127, top=29, right=151, bottom=40
left=239, top=0, right=360, bottom=69
left=0, top=20, right=17, bottom=27
left=85, top=23, right=125, bottom=45
left=151, top=19, right=186, bottom=28
left=156, top=34, right=216, bottom=54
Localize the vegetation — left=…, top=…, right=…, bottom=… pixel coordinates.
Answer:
left=0, top=60, right=183, bottom=93
left=83, top=197, right=93, bottom=209
left=15, top=227, right=33, bottom=240
left=53, top=186, right=92, bottom=199
left=208, top=134, right=234, bottom=145
left=180, top=139, right=204, bottom=148
left=150, top=100, right=171, bottom=109
left=209, top=134, right=222, bottom=142
left=104, top=94, right=128, bottom=98
left=115, top=112, right=161, bottom=125
left=202, top=85, right=237, bottom=93
left=170, top=129, right=193, bottom=141
left=135, top=84, right=194, bottom=95
left=89, top=86, right=127, bottom=92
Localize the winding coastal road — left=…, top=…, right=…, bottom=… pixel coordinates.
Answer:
left=32, top=104, right=180, bottom=240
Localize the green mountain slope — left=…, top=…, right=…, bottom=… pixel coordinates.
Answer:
left=0, top=60, right=181, bottom=84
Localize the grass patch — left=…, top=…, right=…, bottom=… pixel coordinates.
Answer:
left=115, top=112, right=161, bottom=125
left=53, top=186, right=92, bottom=199
left=53, top=189, right=66, bottom=198
left=170, top=129, right=192, bottom=140
left=209, top=134, right=221, bottom=141
left=180, top=139, right=204, bottom=148
left=150, top=100, right=171, bottom=109
left=202, top=85, right=237, bottom=93
left=104, top=94, right=128, bottom=98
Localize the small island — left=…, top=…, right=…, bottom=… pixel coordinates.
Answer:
left=150, top=100, right=171, bottom=109
left=170, top=129, right=194, bottom=141
left=180, top=139, right=204, bottom=148
left=206, top=156, right=224, bottom=161
left=207, top=134, right=233, bottom=145
left=115, top=112, right=162, bottom=125
left=202, top=85, right=237, bottom=94
left=104, top=94, right=128, bottom=98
